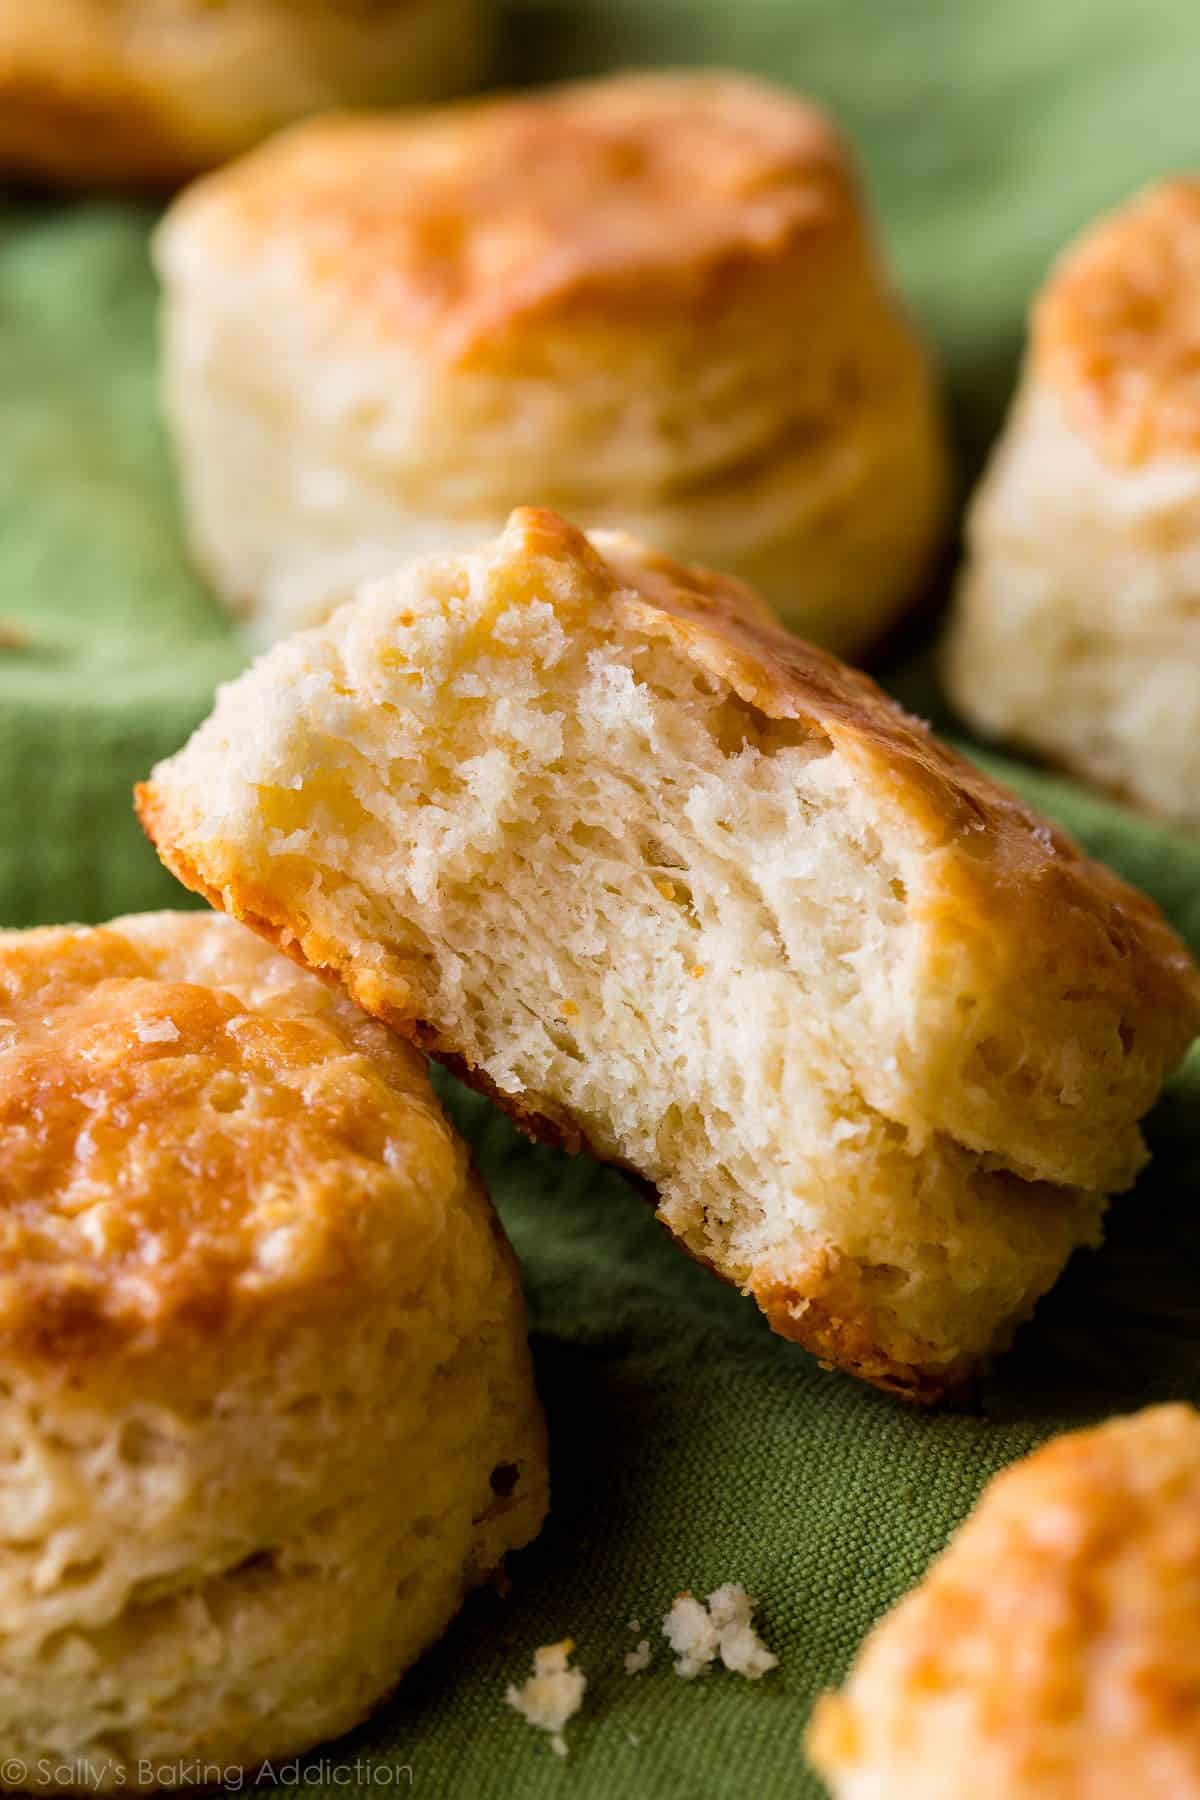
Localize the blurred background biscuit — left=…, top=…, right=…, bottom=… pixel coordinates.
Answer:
left=0, top=910, right=546, bottom=1785
left=155, top=70, right=949, bottom=651
left=0, top=0, right=493, bottom=190
left=944, top=178, right=1200, bottom=828
left=808, top=1403, right=1200, bottom=1797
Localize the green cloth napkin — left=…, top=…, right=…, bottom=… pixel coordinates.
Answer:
left=3, top=3, right=1200, bottom=1795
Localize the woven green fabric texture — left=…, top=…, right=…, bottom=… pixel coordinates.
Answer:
left=2, top=3, right=1200, bottom=1796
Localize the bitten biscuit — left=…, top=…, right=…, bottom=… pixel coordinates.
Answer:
left=0, top=0, right=491, bottom=189
left=154, top=71, right=948, bottom=650
left=944, top=179, right=1200, bottom=827
left=0, top=911, right=546, bottom=1786
left=808, top=1404, right=1200, bottom=1797
left=137, top=510, right=1200, bottom=1402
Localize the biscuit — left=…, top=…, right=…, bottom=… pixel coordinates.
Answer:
left=154, top=71, right=948, bottom=650
left=0, top=910, right=547, bottom=1785
left=136, top=510, right=1200, bottom=1401
left=944, top=179, right=1200, bottom=827
left=807, top=1403, right=1200, bottom=1797
left=0, top=0, right=491, bottom=189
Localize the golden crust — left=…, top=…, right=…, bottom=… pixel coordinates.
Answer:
left=1035, top=178, right=1200, bottom=464
left=808, top=1404, right=1200, bottom=1795
left=162, top=71, right=860, bottom=364
left=751, top=1255, right=971, bottom=1404
left=0, top=72, right=200, bottom=190
left=421, top=1048, right=965, bottom=1403
left=0, top=0, right=489, bottom=190
left=0, top=912, right=467, bottom=1358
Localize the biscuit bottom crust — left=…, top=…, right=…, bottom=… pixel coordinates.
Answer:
left=0, top=913, right=547, bottom=1784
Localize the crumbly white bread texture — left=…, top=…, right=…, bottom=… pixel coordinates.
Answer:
left=137, top=509, right=1200, bottom=1402
left=0, top=910, right=546, bottom=1787
left=506, top=1641, right=587, bottom=1758
left=944, top=179, right=1200, bottom=826
left=807, top=1404, right=1200, bottom=1798
left=154, top=70, right=947, bottom=651
left=0, top=0, right=492, bottom=189
left=663, top=1585, right=777, bottom=1680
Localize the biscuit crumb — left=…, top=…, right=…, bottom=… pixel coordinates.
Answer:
left=624, top=1638, right=652, bottom=1674
left=135, top=1018, right=181, bottom=1044
left=506, top=1639, right=586, bottom=1757
left=662, top=1593, right=717, bottom=1678
left=662, top=1585, right=777, bottom=1681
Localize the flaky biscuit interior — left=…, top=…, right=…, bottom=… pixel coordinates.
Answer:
left=139, top=511, right=1200, bottom=1399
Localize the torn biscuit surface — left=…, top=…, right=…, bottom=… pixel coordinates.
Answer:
left=138, top=509, right=1200, bottom=1400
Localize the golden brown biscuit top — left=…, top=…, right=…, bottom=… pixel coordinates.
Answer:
left=0, top=914, right=463, bottom=1357
left=811, top=1405, right=1200, bottom=1789
left=1035, top=178, right=1200, bottom=463
left=159, top=71, right=857, bottom=362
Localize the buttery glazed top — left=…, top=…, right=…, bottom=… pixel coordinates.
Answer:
left=1035, top=177, right=1200, bottom=464
left=157, top=70, right=859, bottom=363
left=0, top=913, right=463, bottom=1356
left=809, top=1405, right=1200, bottom=1793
